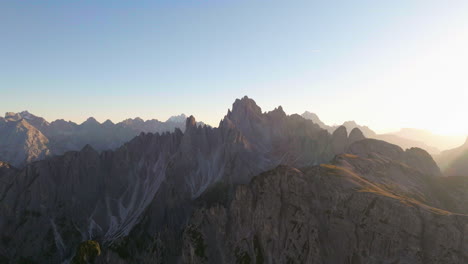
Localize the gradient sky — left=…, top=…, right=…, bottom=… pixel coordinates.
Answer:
left=1, top=0, right=467, bottom=135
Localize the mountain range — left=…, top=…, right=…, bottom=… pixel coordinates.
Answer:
left=1, top=97, right=468, bottom=263
left=0, top=111, right=204, bottom=167
left=300, top=112, right=460, bottom=155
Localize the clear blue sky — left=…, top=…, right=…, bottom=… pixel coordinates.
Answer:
left=1, top=0, right=467, bottom=134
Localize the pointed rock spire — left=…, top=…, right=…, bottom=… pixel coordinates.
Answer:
left=348, top=128, right=365, bottom=144
left=186, top=115, right=197, bottom=130
left=231, top=96, right=262, bottom=117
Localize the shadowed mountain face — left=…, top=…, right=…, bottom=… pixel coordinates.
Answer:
left=0, top=111, right=204, bottom=167
left=0, top=97, right=363, bottom=263
left=1, top=97, right=465, bottom=264
left=181, top=141, right=468, bottom=264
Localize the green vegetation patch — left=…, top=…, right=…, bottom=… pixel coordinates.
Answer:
left=186, top=225, right=207, bottom=259
left=253, top=235, right=264, bottom=264
left=234, top=246, right=252, bottom=264
left=71, top=240, right=101, bottom=264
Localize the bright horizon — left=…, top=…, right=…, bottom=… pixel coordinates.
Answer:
left=1, top=0, right=467, bottom=136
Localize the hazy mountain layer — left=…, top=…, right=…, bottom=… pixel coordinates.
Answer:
left=301, top=112, right=441, bottom=154
left=0, top=111, right=202, bottom=167
left=435, top=137, right=468, bottom=176
left=389, top=128, right=465, bottom=150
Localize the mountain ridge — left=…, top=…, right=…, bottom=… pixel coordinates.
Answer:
left=0, top=96, right=366, bottom=263
left=0, top=111, right=206, bottom=167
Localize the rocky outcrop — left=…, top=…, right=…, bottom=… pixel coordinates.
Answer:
left=331, top=126, right=348, bottom=154
left=301, top=111, right=332, bottom=132
left=181, top=141, right=465, bottom=264
left=348, top=127, right=365, bottom=144
left=0, top=119, right=50, bottom=166
left=0, top=130, right=183, bottom=263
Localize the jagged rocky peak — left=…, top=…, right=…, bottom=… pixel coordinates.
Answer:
left=230, top=96, right=262, bottom=117
left=102, top=119, right=114, bottom=126
left=302, top=111, right=326, bottom=126
left=5, top=112, right=22, bottom=121
left=332, top=125, right=348, bottom=138
left=302, top=111, right=320, bottom=120
left=348, top=127, right=365, bottom=144
left=82, top=117, right=100, bottom=125
left=167, top=113, right=188, bottom=123
left=185, top=115, right=197, bottom=129
left=331, top=125, right=348, bottom=154
left=4, top=110, right=49, bottom=125
left=133, top=117, right=145, bottom=123
left=267, top=105, right=287, bottom=119
left=18, top=110, right=35, bottom=119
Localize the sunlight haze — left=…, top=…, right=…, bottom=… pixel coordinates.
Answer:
left=1, top=0, right=467, bottom=136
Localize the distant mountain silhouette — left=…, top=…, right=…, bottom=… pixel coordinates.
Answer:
left=386, top=128, right=465, bottom=151
left=435, top=137, right=468, bottom=175
left=0, top=111, right=204, bottom=167
left=301, top=112, right=441, bottom=154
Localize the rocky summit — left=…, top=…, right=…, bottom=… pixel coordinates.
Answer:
left=0, top=97, right=467, bottom=264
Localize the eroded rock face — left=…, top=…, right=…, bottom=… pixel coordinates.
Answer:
left=0, top=131, right=183, bottom=263
left=2, top=97, right=447, bottom=264
left=0, top=119, right=50, bottom=166
left=0, top=97, right=353, bottom=263
left=181, top=144, right=466, bottom=264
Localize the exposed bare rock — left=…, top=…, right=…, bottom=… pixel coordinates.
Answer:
left=181, top=141, right=465, bottom=264
left=348, top=127, right=365, bottom=145
left=331, top=126, right=348, bottom=154
left=0, top=119, right=50, bottom=166
left=301, top=111, right=331, bottom=131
